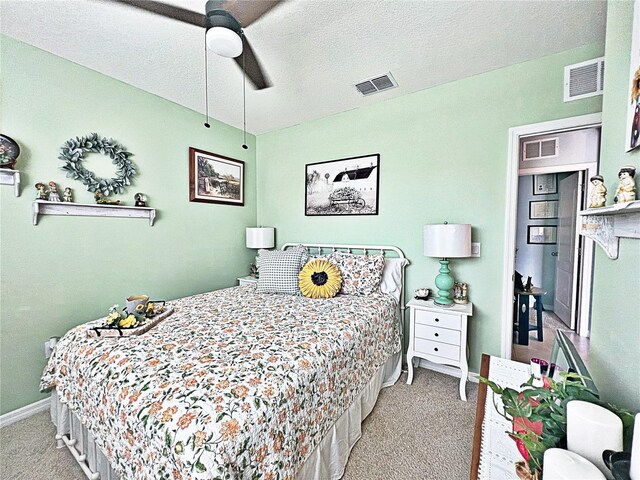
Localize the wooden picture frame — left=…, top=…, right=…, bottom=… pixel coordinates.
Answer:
left=189, top=147, right=244, bottom=206
left=527, top=225, right=557, bottom=245
left=529, top=200, right=558, bottom=219
left=305, top=154, right=380, bottom=216
left=533, top=174, right=557, bottom=195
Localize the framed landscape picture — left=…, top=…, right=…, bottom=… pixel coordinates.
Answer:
left=305, top=154, right=380, bottom=216
left=189, top=147, right=244, bottom=206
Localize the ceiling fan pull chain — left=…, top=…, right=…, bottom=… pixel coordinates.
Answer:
left=242, top=34, right=248, bottom=150
left=203, top=29, right=211, bottom=129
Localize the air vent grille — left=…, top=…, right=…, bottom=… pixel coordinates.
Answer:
left=564, top=57, right=604, bottom=102
left=522, top=137, right=559, bottom=161
left=354, top=72, right=398, bottom=96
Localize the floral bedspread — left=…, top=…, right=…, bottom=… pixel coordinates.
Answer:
left=41, top=286, right=400, bottom=480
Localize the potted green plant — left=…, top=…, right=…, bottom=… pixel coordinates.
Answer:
left=480, top=373, right=634, bottom=479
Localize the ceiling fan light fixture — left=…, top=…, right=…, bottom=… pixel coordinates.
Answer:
left=206, top=27, right=243, bottom=58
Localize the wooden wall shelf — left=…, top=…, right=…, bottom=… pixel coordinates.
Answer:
left=579, top=200, right=640, bottom=259
left=0, top=169, right=21, bottom=197
left=33, top=201, right=156, bottom=226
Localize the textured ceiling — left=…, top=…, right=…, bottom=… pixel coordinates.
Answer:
left=0, top=0, right=607, bottom=135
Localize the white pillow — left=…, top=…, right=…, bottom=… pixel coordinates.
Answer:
left=380, top=257, right=408, bottom=303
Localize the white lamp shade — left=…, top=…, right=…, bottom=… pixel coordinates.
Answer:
left=246, top=227, right=275, bottom=249
left=424, top=224, right=472, bottom=258
left=206, top=27, right=243, bottom=58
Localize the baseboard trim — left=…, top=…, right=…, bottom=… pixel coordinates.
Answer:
left=0, top=397, right=49, bottom=429
left=417, top=359, right=480, bottom=383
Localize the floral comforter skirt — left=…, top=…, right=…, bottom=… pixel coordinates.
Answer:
left=41, top=286, right=400, bottom=480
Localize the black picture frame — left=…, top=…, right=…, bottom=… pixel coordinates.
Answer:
left=305, top=154, right=380, bottom=216
left=527, top=225, right=557, bottom=244
left=529, top=200, right=559, bottom=219
left=533, top=174, right=557, bottom=195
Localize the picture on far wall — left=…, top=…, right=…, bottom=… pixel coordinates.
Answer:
left=189, top=147, right=244, bottom=206
left=625, top=0, right=640, bottom=152
left=527, top=225, right=557, bottom=245
left=529, top=200, right=558, bottom=219
left=533, top=173, right=557, bottom=195
left=305, top=154, right=380, bottom=216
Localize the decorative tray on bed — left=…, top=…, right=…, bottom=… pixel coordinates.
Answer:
left=87, top=306, right=173, bottom=338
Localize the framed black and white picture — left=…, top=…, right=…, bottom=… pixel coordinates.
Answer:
left=533, top=174, right=557, bottom=195
left=305, top=154, right=380, bottom=216
left=529, top=200, right=558, bottom=219
left=527, top=225, right=557, bottom=245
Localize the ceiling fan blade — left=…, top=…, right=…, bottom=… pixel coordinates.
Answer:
left=109, top=0, right=207, bottom=28
left=235, top=37, right=271, bottom=90
left=224, top=0, right=283, bottom=27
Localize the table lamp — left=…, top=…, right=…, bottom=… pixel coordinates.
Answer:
left=246, top=227, right=275, bottom=249
left=423, top=223, right=471, bottom=306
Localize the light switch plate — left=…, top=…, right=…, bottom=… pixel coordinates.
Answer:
left=471, top=242, right=481, bottom=257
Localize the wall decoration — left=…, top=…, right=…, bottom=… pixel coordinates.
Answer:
left=94, top=192, right=121, bottom=205
left=588, top=175, right=607, bottom=208
left=305, top=154, right=380, bottom=216
left=59, top=133, right=136, bottom=196
left=134, top=193, right=147, bottom=207
left=527, top=225, right=557, bottom=245
left=47, top=181, right=61, bottom=202
left=189, top=147, right=244, bottom=206
left=533, top=174, right=557, bottom=195
left=63, top=187, right=73, bottom=202
left=614, top=165, right=636, bottom=204
left=35, top=182, right=47, bottom=200
left=626, top=0, right=640, bottom=152
left=0, top=134, right=20, bottom=170
left=529, top=200, right=558, bottom=219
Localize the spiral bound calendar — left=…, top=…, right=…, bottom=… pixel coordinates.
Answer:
left=477, top=356, right=532, bottom=480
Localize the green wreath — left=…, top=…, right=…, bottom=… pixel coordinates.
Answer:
left=59, top=133, right=136, bottom=196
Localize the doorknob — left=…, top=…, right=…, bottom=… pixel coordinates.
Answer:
left=551, top=252, right=558, bottom=257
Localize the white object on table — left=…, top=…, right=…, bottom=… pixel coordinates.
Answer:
left=238, top=276, right=258, bottom=286
left=567, top=400, right=623, bottom=478
left=246, top=227, right=275, bottom=248
left=406, top=298, right=472, bottom=401
left=543, top=448, right=606, bottom=479
left=631, top=413, right=640, bottom=480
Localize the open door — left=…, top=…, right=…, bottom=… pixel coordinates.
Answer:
left=553, top=172, right=582, bottom=329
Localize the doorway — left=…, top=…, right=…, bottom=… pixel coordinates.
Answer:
left=501, top=113, right=602, bottom=362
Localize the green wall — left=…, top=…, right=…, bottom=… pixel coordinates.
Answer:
left=0, top=36, right=257, bottom=415
left=255, top=44, right=604, bottom=377
left=589, top=0, right=640, bottom=412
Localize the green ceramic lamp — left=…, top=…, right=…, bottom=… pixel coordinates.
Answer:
left=423, top=223, right=472, bottom=306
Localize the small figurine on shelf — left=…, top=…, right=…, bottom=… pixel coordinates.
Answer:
left=588, top=175, right=607, bottom=208
left=63, top=187, right=73, bottom=202
left=47, top=181, right=61, bottom=202
left=94, top=192, right=121, bottom=205
left=35, top=182, right=47, bottom=200
left=614, top=165, right=636, bottom=204
left=134, top=192, right=147, bottom=207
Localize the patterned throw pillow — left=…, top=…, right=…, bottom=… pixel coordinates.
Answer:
left=299, top=259, right=343, bottom=299
left=331, top=252, right=385, bottom=296
left=256, top=246, right=307, bottom=295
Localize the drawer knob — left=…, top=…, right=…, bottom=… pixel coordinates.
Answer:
left=434, top=333, right=439, bottom=337
left=434, top=347, right=439, bottom=352
left=435, top=318, right=440, bottom=322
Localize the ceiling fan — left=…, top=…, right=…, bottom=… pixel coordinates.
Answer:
left=109, top=0, right=282, bottom=90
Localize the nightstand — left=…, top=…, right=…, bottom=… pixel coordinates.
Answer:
left=237, top=276, right=258, bottom=286
left=406, top=298, right=473, bottom=401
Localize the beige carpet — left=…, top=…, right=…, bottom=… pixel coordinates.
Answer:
left=1, top=368, right=478, bottom=480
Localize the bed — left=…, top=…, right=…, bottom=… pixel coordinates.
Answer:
left=41, top=243, right=408, bottom=480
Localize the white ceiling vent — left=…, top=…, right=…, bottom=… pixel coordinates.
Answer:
left=564, top=57, right=604, bottom=102
left=355, top=72, right=398, bottom=96
left=523, top=137, right=559, bottom=161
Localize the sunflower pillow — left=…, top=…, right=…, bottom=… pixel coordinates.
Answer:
left=299, top=259, right=343, bottom=299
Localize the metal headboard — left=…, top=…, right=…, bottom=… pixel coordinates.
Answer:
left=281, top=242, right=410, bottom=311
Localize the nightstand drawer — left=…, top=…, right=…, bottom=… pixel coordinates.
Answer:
left=414, top=324, right=461, bottom=346
left=414, top=309, right=461, bottom=331
left=414, top=338, right=460, bottom=361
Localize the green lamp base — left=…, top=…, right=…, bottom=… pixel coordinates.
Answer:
left=434, top=259, right=454, bottom=306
